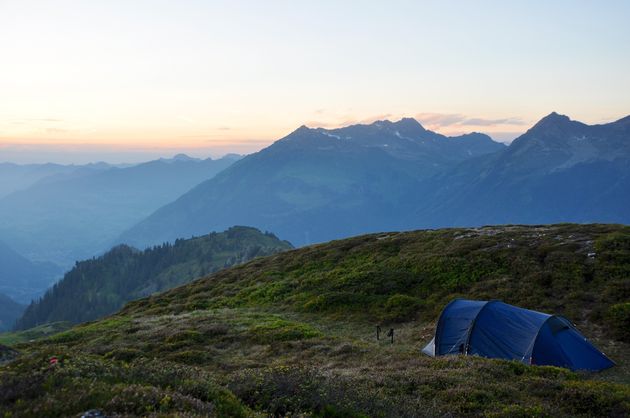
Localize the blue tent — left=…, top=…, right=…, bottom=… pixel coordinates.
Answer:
left=422, top=299, right=614, bottom=371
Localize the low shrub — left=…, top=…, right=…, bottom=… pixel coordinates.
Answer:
left=166, top=350, right=214, bottom=365
left=381, top=294, right=421, bottom=322
left=250, top=319, right=321, bottom=343
left=557, top=380, right=630, bottom=417
left=164, top=330, right=205, bottom=344
left=228, top=366, right=404, bottom=417
left=103, top=347, right=142, bottom=362
left=605, top=302, right=630, bottom=342
left=0, top=353, right=250, bottom=418
left=486, top=404, right=548, bottom=418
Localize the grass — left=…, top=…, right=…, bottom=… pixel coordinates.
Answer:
left=1, top=224, right=629, bottom=417
left=0, top=321, right=71, bottom=346
left=121, top=224, right=630, bottom=337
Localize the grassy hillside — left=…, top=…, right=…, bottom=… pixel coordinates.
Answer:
left=1, top=224, right=629, bottom=417
left=0, top=322, right=71, bottom=346
left=15, top=226, right=292, bottom=330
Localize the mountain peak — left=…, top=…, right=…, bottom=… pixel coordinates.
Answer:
left=369, top=117, right=427, bottom=137
left=159, top=154, right=200, bottom=163
left=533, top=112, right=571, bottom=128
left=278, top=125, right=316, bottom=143
left=172, top=153, right=196, bottom=161
left=221, top=153, right=243, bottom=161
left=393, top=117, right=425, bottom=130
left=282, top=124, right=314, bottom=138
left=371, top=117, right=426, bottom=131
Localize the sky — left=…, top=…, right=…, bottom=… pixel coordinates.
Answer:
left=1, top=0, right=629, bottom=164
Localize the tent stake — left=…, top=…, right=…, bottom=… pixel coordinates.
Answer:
left=387, top=328, right=394, bottom=344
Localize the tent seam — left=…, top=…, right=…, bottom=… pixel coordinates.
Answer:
left=463, top=300, right=498, bottom=355
left=523, top=315, right=554, bottom=365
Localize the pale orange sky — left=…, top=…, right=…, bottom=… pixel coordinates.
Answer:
left=1, top=0, right=628, bottom=163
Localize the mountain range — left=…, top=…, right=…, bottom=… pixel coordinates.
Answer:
left=2, top=111, right=628, bottom=331
left=0, top=154, right=239, bottom=267
left=119, top=112, right=630, bottom=249
left=0, top=161, right=115, bottom=199
left=119, top=118, right=506, bottom=248
left=415, top=112, right=630, bottom=226
left=14, top=226, right=291, bottom=330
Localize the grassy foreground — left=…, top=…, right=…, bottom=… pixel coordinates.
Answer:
left=1, top=224, right=629, bottom=417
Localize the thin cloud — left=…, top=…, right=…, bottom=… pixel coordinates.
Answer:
left=45, top=128, right=70, bottom=134
left=463, top=117, right=526, bottom=126
left=416, top=112, right=526, bottom=128
left=2, top=117, right=64, bottom=125
left=177, top=116, right=195, bottom=124
left=308, top=113, right=526, bottom=130
left=204, top=138, right=272, bottom=146
left=19, top=118, right=63, bottom=122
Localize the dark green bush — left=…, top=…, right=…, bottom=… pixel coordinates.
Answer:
left=104, top=347, right=142, bottom=362
left=381, top=294, right=421, bottom=322
left=250, top=319, right=321, bottom=343
left=164, top=330, right=205, bottom=344
left=605, top=302, right=630, bottom=342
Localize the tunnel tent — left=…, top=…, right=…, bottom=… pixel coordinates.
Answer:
left=422, top=299, right=615, bottom=372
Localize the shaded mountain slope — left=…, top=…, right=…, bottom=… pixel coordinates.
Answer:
left=2, top=224, right=629, bottom=417
left=0, top=162, right=112, bottom=199
left=415, top=113, right=630, bottom=227
left=0, top=241, right=61, bottom=304
left=15, top=226, right=291, bottom=329
left=0, top=155, right=237, bottom=266
left=0, top=294, right=25, bottom=332
left=120, top=118, right=505, bottom=248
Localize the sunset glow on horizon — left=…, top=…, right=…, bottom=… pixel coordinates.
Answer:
left=1, top=0, right=629, bottom=163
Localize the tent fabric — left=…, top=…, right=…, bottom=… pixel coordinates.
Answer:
left=433, top=299, right=487, bottom=356
left=422, top=299, right=615, bottom=372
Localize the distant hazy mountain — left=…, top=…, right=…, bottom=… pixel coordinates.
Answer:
left=0, top=155, right=238, bottom=267
left=415, top=112, right=630, bottom=226
left=0, top=293, right=26, bottom=332
left=119, top=118, right=505, bottom=248
left=0, top=240, right=61, bottom=304
left=15, top=226, right=292, bottom=330
left=0, top=162, right=112, bottom=199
